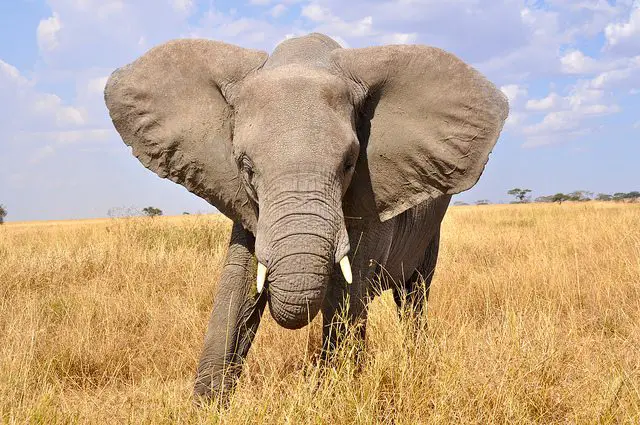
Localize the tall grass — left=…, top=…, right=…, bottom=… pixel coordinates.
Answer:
left=1, top=203, right=638, bottom=423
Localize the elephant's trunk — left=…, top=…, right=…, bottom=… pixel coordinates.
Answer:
left=256, top=172, right=349, bottom=330
left=268, top=226, right=332, bottom=329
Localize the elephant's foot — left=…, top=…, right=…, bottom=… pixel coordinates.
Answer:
left=193, top=365, right=239, bottom=408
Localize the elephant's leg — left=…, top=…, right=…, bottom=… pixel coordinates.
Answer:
left=393, top=228, right=440, bottom=317
left=194, top=222, right=267, bottom=404
left=321, top=223, right=391, bottom=358
left=321, top=273, right=371, bottom=357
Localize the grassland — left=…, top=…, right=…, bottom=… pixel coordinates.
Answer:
left=1, top=202, right=639, bottom=424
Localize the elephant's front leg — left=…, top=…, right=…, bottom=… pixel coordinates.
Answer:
left=321, top=270, right=370, bottom=357
left=194, top=222, right=267, bottom=404
left=321, top=221, right=392, bottom=357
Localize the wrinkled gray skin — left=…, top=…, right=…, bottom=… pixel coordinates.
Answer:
left=104, top=33, right=508, bottom=403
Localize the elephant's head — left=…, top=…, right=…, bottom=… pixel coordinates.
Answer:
left=105, top=33, right=508, bottom=330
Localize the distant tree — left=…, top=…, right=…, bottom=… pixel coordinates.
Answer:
left=625, top=191, right=640, bottom=200
left=566, top=190, right=593, bottom=202
left=182, top=212, right=191, bottom=215
left=453, top=201, right=469, bottom=206
left=596, top=193, right=612, bottom=201
left=536, top=193, right=570, bottom=204
left=612, top=191, right=640, bottom=202
left=535, top=195, right=553, bottom=203
left=551, top=193, right=571, bottom=204
left=142, top=206, right=163, bottom=218
left=0, top=204, right=6, bottom=224
left=475, top=199, right=490, bottom=205
left=107, top=206, right=142, bottom=218
left=507, top=188, right=532, bottom=203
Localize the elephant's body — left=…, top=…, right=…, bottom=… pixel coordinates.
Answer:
left=367, top=195, right=451, bottom=286
left=321, top=194, right=451, bottom=349
left=104, top=33, right=508, bottom=403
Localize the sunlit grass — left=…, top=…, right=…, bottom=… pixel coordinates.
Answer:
left=1, top=203, right=639, bottom=423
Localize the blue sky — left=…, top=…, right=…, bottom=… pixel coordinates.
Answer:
left=1, top=0, right=638, bottom=221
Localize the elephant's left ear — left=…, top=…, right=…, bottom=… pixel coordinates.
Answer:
left=332, top=46, right=508, bottom=222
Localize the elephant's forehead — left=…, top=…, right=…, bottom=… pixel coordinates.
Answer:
left=238, top=65, right=351, bottom=106
left=232, top=65, right=357, bottom=162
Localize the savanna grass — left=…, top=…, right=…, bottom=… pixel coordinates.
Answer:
left=1, top=203, right=638, bottom=423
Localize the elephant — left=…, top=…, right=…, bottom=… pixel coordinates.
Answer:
left=104, top=33, right=508, bottom=403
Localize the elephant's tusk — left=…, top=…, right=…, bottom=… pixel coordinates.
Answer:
left=339, top=256, right=353, bottom=284
left=256, top=262, right=267, bottom=293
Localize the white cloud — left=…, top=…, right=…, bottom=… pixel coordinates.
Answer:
left=96, top=1, right=124, bottom=19
left=501, top=84, right=528, bottom=103
left=190, top=10, right=277, bottom=47
left=35, top=0, right=183, bottom=69
left=589, top=56, right=640, bottom=89
left=29, top=145, right=56, bottom=164
left=37, top=13, right=62, bottom=52
left=350, top=16, right=373, bottom=36
left=504, top=112, right=526, bottom=128
left=506, top=43, right=640, bottom=147
left=477, top=6, right=566, bottom=78
left=561, top=50, right=600, bottom=74
left=57, top=106, right=86, bottom=126
left=0, top=60, right=28, bottom=87
left=581, top=104, right=620, bottom=114
left=524, top=111, right=579, bottom=135
left=379, top=32, right=417, bottom=44
left=526, top=93, right=561, bottom=111
left=87, top=76, right=109, bottom=96
left=518, top=54, right=638, bottom=147
left=301, top=3, right=374, bottom=38
left=302, top=4, right=329, bottom=21
left=522, top=83, right=620, bottom=147
left=250, top=0, right=304, bottom=6
left=0, top=60, right=88, bottom=135
left=605, top=4, right=640, bottom=49
left=169, top=0, right=193, bottom=15
left=0, top=55, right=111, bottom=191
left=522, top=110, right=593, bottom=147
left=32, top=93, right=63, bottom=114
left=30, top=93, right=86, bottom=126
left=52, top=128, right=113, bottom=145
left=16, top=129, right=113, bottom=145
left=270, top=4, right=287, bottom=18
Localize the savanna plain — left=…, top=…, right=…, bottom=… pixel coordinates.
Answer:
left=1, top=202, right=639, bottom=424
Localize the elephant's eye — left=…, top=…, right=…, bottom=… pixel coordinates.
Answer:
left=239, top=154, right=258, bottom=202
left=244, top=167, right=254, bottom=183
left=343, top=143, right=359, bottom=175
left=344, top=160, right=354, bottom=173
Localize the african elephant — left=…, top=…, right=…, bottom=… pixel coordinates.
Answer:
left=104, top=33, right=508, bottom=402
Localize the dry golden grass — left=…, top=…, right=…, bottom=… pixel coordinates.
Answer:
left=1, top=202, right=639, bottom=424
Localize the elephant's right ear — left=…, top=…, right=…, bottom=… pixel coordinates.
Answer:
left=105, top=39, right=268, bottom=232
